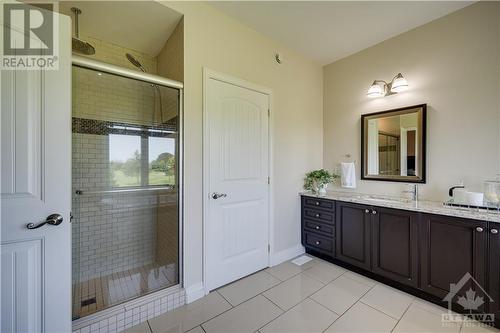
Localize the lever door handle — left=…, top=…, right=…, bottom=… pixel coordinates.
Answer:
left=27, top=214, right=63, bottom=229
left=211, top=192, right=227, bottom=200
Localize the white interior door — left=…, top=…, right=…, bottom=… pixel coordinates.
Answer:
left=204, top=73, right=270, bottom=291
left=1, top=10, right=72, bottom=333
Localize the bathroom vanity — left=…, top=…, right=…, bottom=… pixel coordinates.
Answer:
left=301, top=192, right=500, bottom=327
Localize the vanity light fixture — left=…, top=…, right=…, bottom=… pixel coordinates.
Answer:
left=367, top=73, right=408, bottom=97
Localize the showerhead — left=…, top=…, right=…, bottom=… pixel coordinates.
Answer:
left=126, top=53, right=147, bottom=72
left=71, top=7, right=95, bottom=55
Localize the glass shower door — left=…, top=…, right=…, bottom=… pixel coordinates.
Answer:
left=71, top=65, right=180, bottom=319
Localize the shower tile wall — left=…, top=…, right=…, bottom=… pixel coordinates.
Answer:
left=72, top=135, right=157, bottom=281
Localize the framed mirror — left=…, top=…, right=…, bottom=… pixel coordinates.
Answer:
left=361, top=104, right=426, bottom=183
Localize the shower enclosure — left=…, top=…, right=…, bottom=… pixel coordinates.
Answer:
left=71, top=56, right=182, bottom=319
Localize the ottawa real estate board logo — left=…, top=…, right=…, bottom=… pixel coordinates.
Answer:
left=1, top=2, right=59, bottom=70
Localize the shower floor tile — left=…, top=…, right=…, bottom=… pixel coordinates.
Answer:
left=73, top=262, right=177, bottom=319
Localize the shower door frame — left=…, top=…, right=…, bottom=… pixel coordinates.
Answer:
left=71, top=55, right=184, bottom=326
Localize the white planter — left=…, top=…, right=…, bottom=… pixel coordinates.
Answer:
left=318, top=184, right=327, bottom=196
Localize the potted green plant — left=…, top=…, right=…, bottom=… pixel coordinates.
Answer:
left=304, top=169, right=339, bottom=196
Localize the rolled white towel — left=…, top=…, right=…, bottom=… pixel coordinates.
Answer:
left=341, top=162, right=356, bottom=189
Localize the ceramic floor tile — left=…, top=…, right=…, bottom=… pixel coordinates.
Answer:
left=342, top=270, right=378, bottom=287
left=161, top=324, right=207, bottom=333
left=260, top=298, right=338, bottom=333
left=393, top=304, right=461, bottom=333
left=185, top=327, right=205, bottom=333
left=265, top=261, right=306, bottom=281
left=201, top=295, right=282, bottom=333
left=148, top=291, right=231, bottom=333
left=310, top=275, right=371, bottom=315
left=302, top=261, right=346, bottom=284
left=324, top=302, right=397, bottom=333
left=461, top=321, right=500, bottom=333
left=123, top=322, right=152, bottom=333
left=360, top=283, right=414, bottom=319
left=411, top=298, right=452, bottom=316
left=217, top=271, right=281, bottom=306
left=263, top=273, right=324, bottom=310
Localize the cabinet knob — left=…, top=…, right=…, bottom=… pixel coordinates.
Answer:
left=315, top=202, right=320, bottom=206
left=372, top=210, right=377, bottom=215
left=491, top=229, right=498, bottom=235
left=315, top=241, right=321, bottom=245
left=315, top=214, right=320, bottom=218
left=476, top=227, right=484, bottom=233
left=365, top=209, right=370, bottom=213
left=315, top=226, right=320, bottom=230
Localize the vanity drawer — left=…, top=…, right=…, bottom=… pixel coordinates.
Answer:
left=303, top=197, right=335, bottom=211
left=304, top=232, right=334, bottom=254
left=303, top=208, right=334, bottom=224
left=304, top=220, right=334, bottom=236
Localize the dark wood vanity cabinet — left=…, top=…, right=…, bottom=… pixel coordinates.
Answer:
left=372, top=207, right=419, bottom=288
left=334, top=202, right=419, bottom=287
left=335, top=201, right=371, bottom=270
left=489, top=224, right=500, bottom=327
left=301, top=195, right=500, bottom=327
left=420, top=214, right=488, bottom=306
left=301, top=197, right=335, bottom=256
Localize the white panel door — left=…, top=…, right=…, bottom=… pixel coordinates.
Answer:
left=205, top=76, right=270, bottom=291
left=1, top=11, right=72, bottom=333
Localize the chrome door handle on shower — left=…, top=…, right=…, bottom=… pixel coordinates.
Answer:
left=212, top=192, right=227, bottom=200
left=27, top=214, right=64, bottom=229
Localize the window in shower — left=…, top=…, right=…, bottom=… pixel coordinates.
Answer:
left=108, top=134, right=176, bottom=187
left=71, top=65, right=181, bottom=319
left=109, top=134, right=142, bottom=187
left=149, top=136, right=176, bottom=186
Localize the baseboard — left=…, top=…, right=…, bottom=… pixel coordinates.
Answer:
left=185, top=282, right=206, bottom=303
left=270, top=244, right=305, bottom=266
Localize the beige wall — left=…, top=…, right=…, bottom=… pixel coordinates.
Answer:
left=160, top=2, right=324, bottom=292
left=323, top=2, right=500, bottom=201
left=158, top=18, right=184, bottom=82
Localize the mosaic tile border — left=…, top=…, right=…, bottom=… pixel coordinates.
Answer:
left=72, top=117, right=178, bottom=137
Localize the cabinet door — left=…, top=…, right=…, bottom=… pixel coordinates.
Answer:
left=489, top=224, right=500, bottom=327
left=372, top=207, right=419, bottom=288
left=335, top=201, right=371, bottom=270
left=420, top=214, right=487, bottom=307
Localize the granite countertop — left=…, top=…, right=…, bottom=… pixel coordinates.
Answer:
left=301, top=191, right=500, bottom=223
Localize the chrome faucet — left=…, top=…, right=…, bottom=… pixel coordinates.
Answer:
left=402, top=184, right=418, bottom=202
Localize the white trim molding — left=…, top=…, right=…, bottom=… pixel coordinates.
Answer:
left=270, top=244, right=305, bottom=267
left=185, top=282, right=206, bottom=303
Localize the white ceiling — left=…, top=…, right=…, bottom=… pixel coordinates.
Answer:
left=59, top=1, right=182, bottom=56
left=211, top=1, right=472, bottom=65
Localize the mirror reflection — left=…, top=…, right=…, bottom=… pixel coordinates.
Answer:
left=362, top=105, right=426, bottom=183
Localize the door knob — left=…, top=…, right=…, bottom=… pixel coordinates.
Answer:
left=372, top=210, right=377, bottom=215
left=365, top=209, right=370, bottom=213
left=491, top=229, right=498, bottom=234
left=211, top=192, right=227, bottom=200
left=27, top=214, right=63, bottom=229
left=476, top=227, right=484, bottom=233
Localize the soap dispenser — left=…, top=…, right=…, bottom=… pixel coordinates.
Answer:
left=449, top=180, right=466, bottom=203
